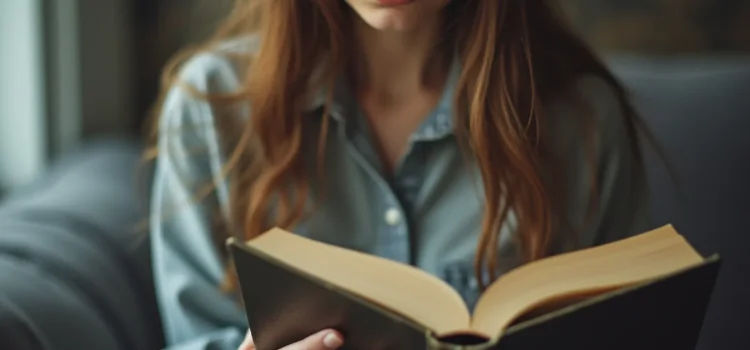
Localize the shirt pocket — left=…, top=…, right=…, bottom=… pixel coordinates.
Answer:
left=442, top=260, right=482, bottom=311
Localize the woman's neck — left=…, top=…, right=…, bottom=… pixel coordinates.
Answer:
left=351, top=15, right=448, bottom=104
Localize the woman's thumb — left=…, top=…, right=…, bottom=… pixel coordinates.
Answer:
left=283, top=329, right=344, bottom=350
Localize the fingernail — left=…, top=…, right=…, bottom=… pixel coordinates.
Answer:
left=323, top=332, right=343, bottom=349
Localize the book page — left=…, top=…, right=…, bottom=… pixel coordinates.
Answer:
left=244, top=228, right=473, bottom=334
left=469, top=225, right=703, bottom=335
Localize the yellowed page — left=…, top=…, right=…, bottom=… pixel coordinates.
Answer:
left=471, top=225, right=703, bottom=335
left=246, top=228, right=471, bottom=335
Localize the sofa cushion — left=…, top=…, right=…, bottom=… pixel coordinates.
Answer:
left=0, top=139, right=163, bottom=350
left=609, top=55, right=750, bottom=350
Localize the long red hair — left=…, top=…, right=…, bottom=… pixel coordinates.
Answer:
left=149, top=0, right=645, bottom=289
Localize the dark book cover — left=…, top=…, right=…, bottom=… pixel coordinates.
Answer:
left=494, top=255, right=721, bottom=350
left=227, top=239, right=720, bottom=350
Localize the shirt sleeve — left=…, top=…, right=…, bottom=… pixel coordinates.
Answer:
left=149, top=55, right=248, bottom=350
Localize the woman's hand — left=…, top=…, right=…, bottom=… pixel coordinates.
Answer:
left=239, top=329, right=344, bottom=350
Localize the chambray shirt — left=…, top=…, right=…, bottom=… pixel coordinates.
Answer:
left=150, top=40, right=650, bottom=350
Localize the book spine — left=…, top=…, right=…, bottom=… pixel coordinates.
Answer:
left=424, top=335, right=494, bottom=350
left=425, top=337, right=461, bottom=350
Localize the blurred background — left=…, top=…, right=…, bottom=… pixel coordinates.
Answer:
left=0, top=0, right=748, bottom=192
left=0, top=2, right=748, bottom=350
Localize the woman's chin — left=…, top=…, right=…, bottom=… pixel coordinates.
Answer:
left=360, top=11, right=420, bottom=32
left=346, top=0, right=448, bottom=32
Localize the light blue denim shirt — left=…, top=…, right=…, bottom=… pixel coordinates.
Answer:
left=150, top=39, right=650, bottom=350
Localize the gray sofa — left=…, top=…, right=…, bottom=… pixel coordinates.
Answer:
left=0, top=56, right=748, bottom=350
left=0, top=139, right=163, bottom=350
left=610, top=56, right=750, bottom=349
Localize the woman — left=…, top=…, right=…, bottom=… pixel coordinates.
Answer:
left=149, top=0, right=651, bottom=349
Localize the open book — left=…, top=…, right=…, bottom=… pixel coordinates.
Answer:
left=227, top=225, right=720, bottom=350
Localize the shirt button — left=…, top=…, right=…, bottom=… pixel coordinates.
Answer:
left=384, top=208, right=402, bottom=226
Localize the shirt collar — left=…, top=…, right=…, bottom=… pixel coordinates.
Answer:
left=304, top=55, right=462, bottom=141
left=411, top=57, right=461, bottom=141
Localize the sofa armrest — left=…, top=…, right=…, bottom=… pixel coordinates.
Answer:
left=0, top=139, right=163, bottom=350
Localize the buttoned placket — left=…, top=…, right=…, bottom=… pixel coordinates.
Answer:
left=345, top=112, right=455, bottom=265
left=327, top=104, right=412, bottom=264
left=324, top=65, right=458, bottom=265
